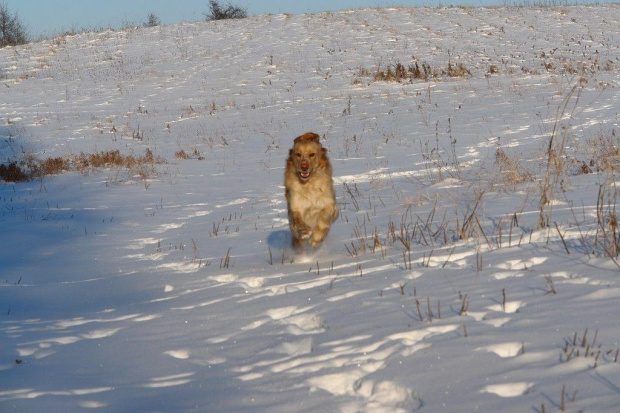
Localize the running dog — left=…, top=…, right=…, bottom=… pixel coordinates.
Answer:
left=285, top=132, right=338, bottom=249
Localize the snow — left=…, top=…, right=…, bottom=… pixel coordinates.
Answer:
left=1, top=5, right=620, bottom=412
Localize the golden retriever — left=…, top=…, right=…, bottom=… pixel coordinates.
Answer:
left=285, top=132, right=339, bottom=249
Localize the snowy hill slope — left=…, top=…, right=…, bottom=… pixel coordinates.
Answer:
left=1, top=5, right=620, bottom=412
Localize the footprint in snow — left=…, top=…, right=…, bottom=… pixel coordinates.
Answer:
left=477, top=342, right=524, bottom=358
left=265, top=306, right=326, bottom=335
left=487, top=300, right=523, bottom=314
left=164, top=349, right=191, bottom=360
left=481, top=382, right=533, bottom=398
left=308, top=373, right=421, bottom=413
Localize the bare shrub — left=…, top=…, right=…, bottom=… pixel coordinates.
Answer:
left=204, top=0, right=247, bottom=21
left=0, top=2, right=28, bottom=48
left=144, top=13, right=161, bottom=28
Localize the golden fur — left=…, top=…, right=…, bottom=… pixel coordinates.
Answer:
left=285, top=132, right=339, bottom=249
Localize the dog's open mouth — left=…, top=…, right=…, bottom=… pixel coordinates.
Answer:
left=299, top=171, right=311, bottom=182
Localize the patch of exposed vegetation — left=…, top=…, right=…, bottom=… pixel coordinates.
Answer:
left=0, top=149, right=164, bottom=183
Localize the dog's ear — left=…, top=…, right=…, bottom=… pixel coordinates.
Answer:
left=294, top=132, right=320, bottom=145
left=318, top=147, right=329, bottom=169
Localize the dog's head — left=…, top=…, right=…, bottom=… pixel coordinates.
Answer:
left=288, top=132, right=327, bottom=183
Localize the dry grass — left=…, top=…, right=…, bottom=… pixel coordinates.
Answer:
left=175, top=147, right=204, bottom=160
left=175, top=150, right=191, bottom=160
left=586, top=129, right=620, bottom=173
left=595, top=182, right=619, bottom=261
left=561, top=328, right=619, bottom=368
left=494, top=147, right=535, bottom=188
left=0, top=162, right=30, bottom=182
left=0, top=149, right=164, bottom=183
left=373, top=61, right=434, bottom=82
left=538, top=81, right=585, bottom=229
left=0, top=155, right=70, bottom=182
left=443, top=61, right=471, bottom=77
left=556, top=128, right=619, bottom=177
left=368, top=59, right=470, bottom=83
left=38, top=157, right=71, bottom=176
left=75, top=149, right=160, bottom=170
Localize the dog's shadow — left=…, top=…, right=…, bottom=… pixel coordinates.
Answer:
left=267, top=230, right=291, bottom=250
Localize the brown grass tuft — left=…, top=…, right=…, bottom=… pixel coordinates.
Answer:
left=37, top=157, right=70, bottom=176
left=74, top=149, right=162, bottom=171
left=373, top=61, right=434, bottom=82
left=444, top=61, right=471, bottom=77
left=369, top=59, right=470, bottom=83
left=1, top=149, right=165, bottom=183
left=587, top=129, right=620, bottom=173
left=0, top=162, right=30, bottom=182
left=494, top=148, right=534, bottom=188
left=175, top=147, right=204, bottom=160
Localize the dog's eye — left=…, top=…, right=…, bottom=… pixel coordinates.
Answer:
left=296, top=153, right=301, bottom=158
left=309, top=153, right=315, bottom=158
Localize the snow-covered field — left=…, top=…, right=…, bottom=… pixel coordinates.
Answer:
left=1, top=5, right=619, bottom=412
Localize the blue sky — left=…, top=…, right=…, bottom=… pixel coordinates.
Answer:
left=5, top=0, right=615, bottom=38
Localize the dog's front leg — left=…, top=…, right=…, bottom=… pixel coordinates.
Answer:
left=289, top=210, right=312, bottom=244
left=310, top=205, right=337, bottom=247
